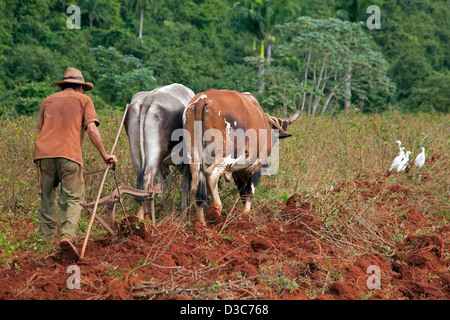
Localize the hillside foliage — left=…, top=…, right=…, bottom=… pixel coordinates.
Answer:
left=0, top=0, right=448, bottom=116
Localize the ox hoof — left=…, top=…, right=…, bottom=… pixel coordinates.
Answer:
left=205, top=205, right=223, bottom=224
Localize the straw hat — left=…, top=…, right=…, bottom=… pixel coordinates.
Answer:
left=54, top=67, right=94, bottom=91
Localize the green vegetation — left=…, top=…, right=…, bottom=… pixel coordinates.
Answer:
left=0, top=0, right=448, bottom=116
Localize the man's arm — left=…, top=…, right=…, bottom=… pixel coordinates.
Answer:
left=86, top=122, right=118, bottom=164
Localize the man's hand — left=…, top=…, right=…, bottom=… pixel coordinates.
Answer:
left=103, top=154, right=118, bottom=165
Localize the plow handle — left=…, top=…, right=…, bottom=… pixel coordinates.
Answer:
left=80, top=104, right=130, bottom=260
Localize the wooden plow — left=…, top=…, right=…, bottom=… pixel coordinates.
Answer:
left=79, top=103, right=162, bottom=259
left=82, top=184, right=163, bottom=235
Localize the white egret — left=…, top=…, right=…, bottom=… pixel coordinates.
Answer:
left=396, top=140, right=402, bottom=151
left=389, top=152, right=404, bottom=171
left=395, top=140, right=405, bottom=156
left=414, top=147, right=426, bottom=168
left=389, top=141, right=406, bottom=172
left=397, top=151, right=411, bottom=172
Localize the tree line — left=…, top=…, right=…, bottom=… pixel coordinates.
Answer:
left=0, top=0, right=448, bottom=117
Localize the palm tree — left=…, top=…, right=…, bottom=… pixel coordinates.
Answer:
left=131, top=0, right=158, bottom=38
left=81, top=0, right=108, bottom=28
left=235, top=0, right=295, bottom=92
left=334, top=0, right=371, bottom=22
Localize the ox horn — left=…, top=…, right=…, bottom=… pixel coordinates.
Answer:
left=285, top=110, right=300, bottom=124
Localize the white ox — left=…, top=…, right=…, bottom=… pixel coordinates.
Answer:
left=124, top=83, right=194, bottom=222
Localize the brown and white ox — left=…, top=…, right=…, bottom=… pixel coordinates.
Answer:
left=124, top=84, right=194, bottom=223
left=183, top=89, right=299, bottom=226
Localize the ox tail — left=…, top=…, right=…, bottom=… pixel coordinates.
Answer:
left=194, top=101, right=208, bottom=208
left=136, top=102, right=146, bottom=190
left=196, top=165, right=208, bottom=208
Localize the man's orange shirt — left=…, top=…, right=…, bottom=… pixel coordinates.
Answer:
left=34, top=88, right=100, bottom=166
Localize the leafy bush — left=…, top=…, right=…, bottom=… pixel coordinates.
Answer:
left=406, top=72, right=450, bottom=113
left=0, top=0, right=448, bottom=115
left=10, top=82, right=55, bottom=116
left=89, top=46, right=158, bottom=108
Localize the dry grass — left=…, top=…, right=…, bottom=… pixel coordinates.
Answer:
left=261, top=111, right=449, bottom=255
left=258, top=111, right=449, bottom=200
left=1, top=110, right=448, bottom=239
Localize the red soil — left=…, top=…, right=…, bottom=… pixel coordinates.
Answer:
left=0, top=171, right=448, bottom=300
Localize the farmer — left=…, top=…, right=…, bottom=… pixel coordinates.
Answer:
left=33, top=67, right=118, bottom=261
